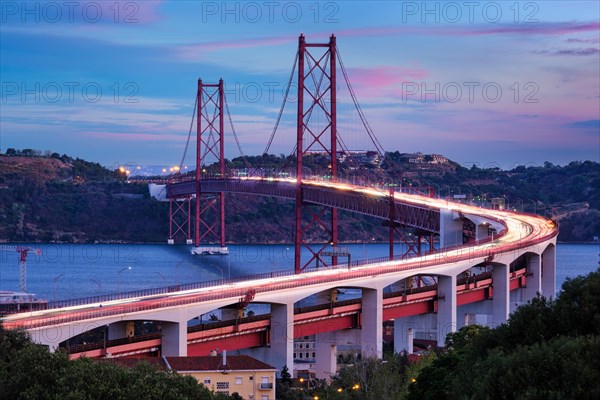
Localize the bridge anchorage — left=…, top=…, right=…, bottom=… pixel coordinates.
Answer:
left=164, top=34, right=453, bottom=272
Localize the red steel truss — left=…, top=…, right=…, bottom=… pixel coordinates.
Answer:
left=295, top=34, right=338, bottom=274
left=195, top=79, right=225, bottom=247
left=169, top=196, right=192, bottom=242
left=388, top=188, right=436, bottom=260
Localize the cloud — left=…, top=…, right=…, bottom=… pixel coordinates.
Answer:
left=565, top=119, right=600, bottom=133
left=171, top=21, right=600, bottom=61
left=555, top=48, right=600, bottom=56
left=334, top=22, right=600, bottom=39
left=533, top=48, right=600, bottom=56
left=566, top=38, right=600, bottom=44
left=343, top=66, right=429, bottom=98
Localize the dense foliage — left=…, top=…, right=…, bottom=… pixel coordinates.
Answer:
left=273, top=268, right=600, bottom=399
left=0, top=326, right=232, bottom=400
left=407, top=268, right=600, bottom=400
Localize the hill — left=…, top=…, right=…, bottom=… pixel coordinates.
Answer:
left=0, top=150, right=598, bottom=243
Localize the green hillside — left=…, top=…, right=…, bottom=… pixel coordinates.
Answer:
left=0, top=150, right=598, bottom=243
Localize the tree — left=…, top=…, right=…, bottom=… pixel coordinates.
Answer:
left=408, top=268, right=600, bottom=400
left=280, top=364, right=293, bottom=385
left=0, top=325, right=230, bottom=399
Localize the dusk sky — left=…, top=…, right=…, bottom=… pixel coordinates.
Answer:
left=1, top=1, right=599, bottom=169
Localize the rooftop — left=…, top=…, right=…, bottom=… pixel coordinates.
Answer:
left=167, top=355, right=275, bottom=372
left=101, top=355, right=276, bottom=372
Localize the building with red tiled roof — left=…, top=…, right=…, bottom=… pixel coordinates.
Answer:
left=101, top=354, right=276, bottom=400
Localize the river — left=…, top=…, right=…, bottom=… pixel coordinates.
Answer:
left=0, top=243, right=598, bottom=302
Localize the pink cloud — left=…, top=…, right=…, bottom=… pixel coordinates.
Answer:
left=346, top=66, right=429, bottom=98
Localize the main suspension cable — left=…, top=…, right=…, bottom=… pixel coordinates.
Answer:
left=263, top=50, right=299, bottom=155
left=178, top=92, right=198, bottom=173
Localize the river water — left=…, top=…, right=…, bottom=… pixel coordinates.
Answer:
left=0, top=243, right=598, bottom=302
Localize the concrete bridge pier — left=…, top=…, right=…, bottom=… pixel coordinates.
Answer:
left=457, top=300, right=493, bottom=329
left=475, top=223, right=490, bottom=241
left=314, top=333, right=337, bottom=380
left=394, top=314, right=437, bottom=353
left=161, top=320, right=187, bottom=357
left=361, top=288, right=383, bottom=358
left=440, top=210, right=463, bottom=248
left=244, top=303, right=293, bottom=377
left=29, top=329, right=61, bottom=353
left=108, top=321, right=134, bottom=340
left=492, top=264, right=510, bottom=326
left=524, top=253, right=542, bottom=299
left=436, top=275, right=457, bottom=347
left=393, top=317, right=416, bottom=354
left=542, top=245, right=556, bottom=297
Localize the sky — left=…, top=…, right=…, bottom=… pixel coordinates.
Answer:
left=0, top=0, right=599, bottom=170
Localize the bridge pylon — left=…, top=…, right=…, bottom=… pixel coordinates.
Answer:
left=294, top=34, right=338, bottom=273
left=192, top=79, right=227, bottom=255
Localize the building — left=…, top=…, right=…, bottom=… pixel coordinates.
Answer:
left=103, top=354, right=276, bottom=400
left=429, top=154, right=449, bottom=164
left=293, top=335, right=316, bottom=362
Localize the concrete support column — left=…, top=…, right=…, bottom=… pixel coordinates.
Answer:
left=457, top=301, right=493, bottom=329
left=492, top=264, right=509, bottom=326
left=542, top=246, right=556, bottom=298
left=440, top=210, right=462, bottom=248
left=269, top=303, right=294, bottom=376
left=524, top=254, right=542, bottom=300
left=161, top=321, right=187, bottom=356
left=108, top=321, right=134, bottom=340
left=436, top=275, right=456, bottom=347
left=314, top=333, right=337, bottom=380
left=393, top=317, right=414, bottom=354
left=220, top=306, right=243, bottom=321
left=475, top=223, right=489, bottom=241
left=361, top=288, right=382, bottom=358
left=30, top=327, right=63, bottom=352
left=315, top=288, right=337, bottom=305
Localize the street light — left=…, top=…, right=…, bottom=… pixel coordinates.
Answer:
left=53, top=274, right=65, bottom=304
left=117, top=267, right=132, bottom=293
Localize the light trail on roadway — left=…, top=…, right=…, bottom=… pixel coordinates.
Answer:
left=1, top=179, right=557, bottom=330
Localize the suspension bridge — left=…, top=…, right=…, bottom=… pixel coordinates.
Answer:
left=1, top=34, right=557, bottom=379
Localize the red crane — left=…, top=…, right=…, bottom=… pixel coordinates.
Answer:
left=0, top=245, right=42, bottom=292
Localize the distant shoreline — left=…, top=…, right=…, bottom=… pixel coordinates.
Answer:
left=2, top=240, right=599, bottom=245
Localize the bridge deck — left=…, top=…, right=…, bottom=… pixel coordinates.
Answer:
left=66, top=268, right=525, bottom=359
